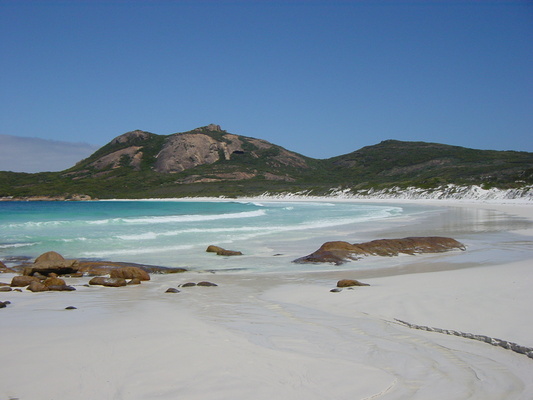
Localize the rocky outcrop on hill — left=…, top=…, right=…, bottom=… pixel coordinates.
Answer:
left=154, top=126, right=308, bottom=173
left=67, top=124, right=310, bottom=183
left=155, top=130, right=244, bottom=173
left=294, top=237, right=466, bottom=265
left=111, top=130, right=151, bottom=145
left=89, top=146, right=144, bottom=171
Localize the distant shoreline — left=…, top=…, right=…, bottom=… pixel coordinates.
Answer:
left=2, top=183, right=531, bottom=204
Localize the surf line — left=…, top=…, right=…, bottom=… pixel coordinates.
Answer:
left=394, top=319, right=533, bottom=359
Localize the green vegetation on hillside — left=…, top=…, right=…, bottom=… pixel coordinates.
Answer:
left=1, top=132, right=531, bottom=199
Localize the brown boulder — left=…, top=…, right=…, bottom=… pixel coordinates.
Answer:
left=43, top=276, right=66, bottom=287
left=47, top=285, right=76, bottom=291
left=337, top=279, right=370, bottom=288
left=0, top=287, right=12, bottom=292
left=35, top=251, right=64, bottom=263
left=320, top=241, right=357, bottom=252
left=11, top=275, right=41, bottom=287
left=27, top=281, right=50, bottom=292
left=128, top=278, right=142, bottom=285
left=294, top=250, right=348, bottom=265
left=294, top=236, right=466, bottom=265
left=206, top=245, right=243, bottom=256
left=0, top=261, right=15, bottom=273
left=109, top=267, right=150, bottom=281
left=88, top=277, right=127, bottom=287
left=351, top=237, right=466, bottom=257
left=197, top=281, right=218, bottom=287
left=24, top=252, right=80, bottom=277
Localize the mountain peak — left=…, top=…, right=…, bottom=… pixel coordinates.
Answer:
left=206, top=123, right=222, bottom=132
left=190, top=124, right=223, bottom=133
left=111, top=130, right=152, bottom=145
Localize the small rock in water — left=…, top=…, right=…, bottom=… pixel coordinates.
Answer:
left=165, top=288, right=180, bottom=293
left=65, top=306, right=77, bottom=310
left=0, top=287, right=12, bottom=292
left=180, top=282, right=196, bottom=287
left=330, top=288, right=342, bottom=293
left=0, top=302, right=6, bottom=308
left=337, top=279, right=370, bottom=288
left=206, top=245, right=242, bottom=256
left=128, top=278, right=142, bottom=285
left=197, top=281, right=218, bottom=287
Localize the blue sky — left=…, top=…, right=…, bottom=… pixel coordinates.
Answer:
left=1, top=0, right=532, bottom=166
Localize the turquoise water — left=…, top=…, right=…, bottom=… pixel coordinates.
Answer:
left=0, top=200, right=406, bottom=272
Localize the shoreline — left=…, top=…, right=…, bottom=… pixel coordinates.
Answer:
left=1, top=197, right=532, bottom=399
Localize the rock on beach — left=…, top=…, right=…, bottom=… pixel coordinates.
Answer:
left=27, top=281, right=50, bottom=292
left=11, top=275, right=41, bottom=287
left=109, top=267, right=150, bottom=281
left=337, top=279, right=370, bottom=287
left=0, top=261, right=15, bottom=273
left=89, top=277, right=127, bottom=287
left=23, top=251, right=80, bottom=277
left=206, top=245, right=243, bottom=256
left=294, top=237, right=466, bottom=265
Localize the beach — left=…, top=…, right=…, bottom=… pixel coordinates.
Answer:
left=1, top=199, right=532, bottom=399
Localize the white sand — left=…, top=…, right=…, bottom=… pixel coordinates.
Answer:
left=1, top=199, right=532, bottom=399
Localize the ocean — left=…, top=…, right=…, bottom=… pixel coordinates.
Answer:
left=0, top=199, right=420, bottom=273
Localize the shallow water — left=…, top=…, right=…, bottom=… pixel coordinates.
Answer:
left=1, top=200, right=531, bottom=274
left=0, top=200, right=404, bottom=270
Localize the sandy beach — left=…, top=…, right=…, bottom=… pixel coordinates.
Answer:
left=1, top=199, right=532, bottom=400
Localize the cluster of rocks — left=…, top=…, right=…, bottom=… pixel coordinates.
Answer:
left=9, top=274, right=76, bottom=292
left=0, top=251, right=188, bottom=292
left=1, top=251, right=223, bottom=301
left=294, top=236, right=466, bottom=265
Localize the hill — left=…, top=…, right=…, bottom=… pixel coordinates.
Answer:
left=325, top=140, right=533, bottom=189
left=1, top=125, right=532, bottom=199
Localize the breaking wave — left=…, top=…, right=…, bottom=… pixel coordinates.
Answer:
left=5, top=210, right=267, bottom=229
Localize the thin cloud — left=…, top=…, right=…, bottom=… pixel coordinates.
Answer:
left=0, top=135, right=99, bottom=173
